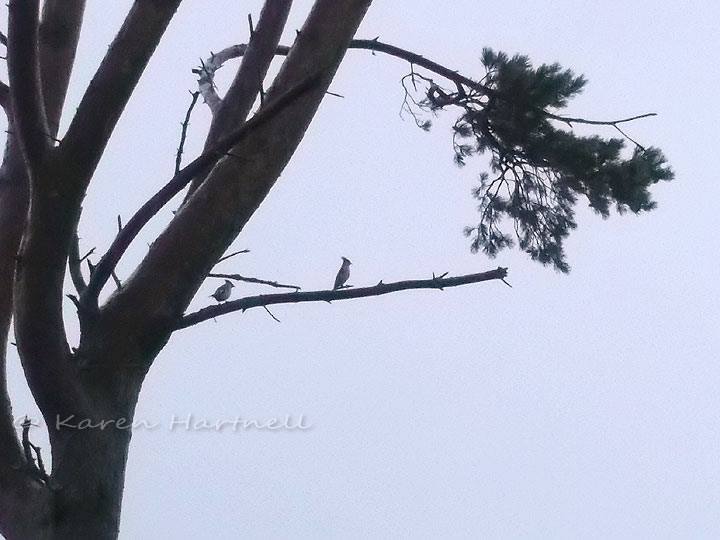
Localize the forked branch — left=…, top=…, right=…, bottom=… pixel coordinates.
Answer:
left=178, top=267, right=508, bottom=329
left=82, top=74, right=321, bottom=306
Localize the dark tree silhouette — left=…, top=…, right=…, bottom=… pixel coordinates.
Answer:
left=0, top=1, right=671, bottom=538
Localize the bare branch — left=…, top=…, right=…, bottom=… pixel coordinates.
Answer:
left=262, top=305, right=281, bottom=323
left=39, top=0, right=86, bottom=138
left=82, top=75, right=321, bottom=306
left=215, top=249, right=250, bottom=264
left=208, top=273, right=300, bottom=291
left=175, top=90, right=200, bottom=174
left=7, top=0, right=51, bottom=172
left=58, top=0, right=182, bottom=193
left=178, top=267, right=508, bottom=329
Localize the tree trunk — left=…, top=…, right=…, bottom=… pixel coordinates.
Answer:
left=48, top=427, right=132, bottom=539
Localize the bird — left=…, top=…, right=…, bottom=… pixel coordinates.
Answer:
left=333, top=257, right=352, bottom=290
left=210, top=279, right=234, bottom=302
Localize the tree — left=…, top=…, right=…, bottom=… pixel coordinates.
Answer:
left=0, top=1, right=671, bottom=538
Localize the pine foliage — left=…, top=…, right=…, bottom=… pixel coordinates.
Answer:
left=406, top=48, right=674, bottom=272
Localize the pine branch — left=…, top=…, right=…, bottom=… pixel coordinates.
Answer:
left=202, top=38, right=657, bottom=129
left=177, top=267, right=508, bottom=329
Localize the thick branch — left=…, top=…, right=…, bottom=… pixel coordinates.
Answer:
left=178, top=268, right=508, bottom=329
left=7, top=0, right=51, bottom=172
left=207, top=0, right=292, bottom=144
left=39, top=0, right=86, bottom=138
left=58, top=0, right=182, bottom=193
left=103, top=0, right=372, bottom=349
left=185, top=0, right=293, bottom=198
left=0, top=133, right=28, bottom=484
left=83, top=75, right=320, bottom=306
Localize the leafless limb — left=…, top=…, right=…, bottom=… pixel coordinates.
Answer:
left=82, top=74, right=321, bottom=306
left=7, top=0, right=51, bottom=172
left=208, top=273, right=300, bottom=291
left=262, top=305, right=281, bottom=323
left=215, top=249, right=250, bottom=265
left=178, top=267, right=508, bottom=329
left=175, top=90, right=200, bottom=174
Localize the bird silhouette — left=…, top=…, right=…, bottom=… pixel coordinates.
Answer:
left=210, top=279, right=234, bottom=302
left=333, top=257, right=352, bottom=289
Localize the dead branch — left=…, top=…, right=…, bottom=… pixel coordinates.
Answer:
left=178, top=267, right=508, bottom=329
left=215, top=249, right=250, bottom=265
left=208, top=273, right=300, bottom=291
left=175, top=90, right=200, bottom=174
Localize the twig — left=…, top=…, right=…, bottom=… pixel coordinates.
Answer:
left=177, top=267, right=509, bottom=329
left=215, top=249, right=250, bottom=265
left=79, top=247, right=95, bottom=263
left=262, top=305, right=281, bottom=322
left=175, top=90, right=200, bottom=174
left=208, top=273, right=300, bottom=291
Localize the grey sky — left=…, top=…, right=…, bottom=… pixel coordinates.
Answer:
left=5, top=1, right=720, bottom=538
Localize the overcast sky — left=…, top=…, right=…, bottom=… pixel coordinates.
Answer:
left=5, top=1, right=720, bottom=538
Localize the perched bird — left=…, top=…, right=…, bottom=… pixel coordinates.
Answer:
left=333, top=257, right=352, bottom=290
left=210, top=279, right=234, bottom=302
